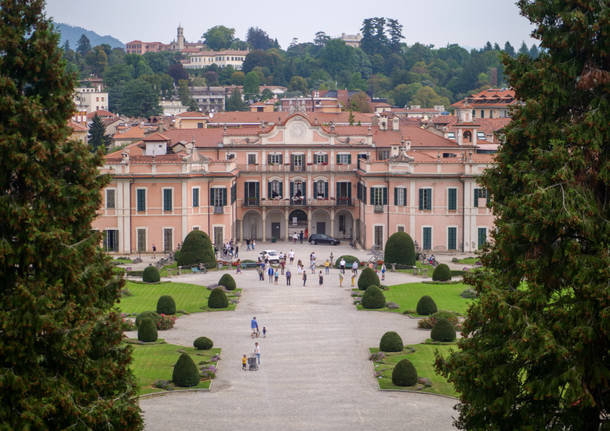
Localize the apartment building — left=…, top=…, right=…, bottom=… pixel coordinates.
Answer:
left=452, top=88, right=517, bottom=121
left=93, top=113, right=494, bottom=254
left=73, top=87, right=109, bottom=114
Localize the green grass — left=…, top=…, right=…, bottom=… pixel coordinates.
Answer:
left=113, top=257, right=133, bottom=264
left=358, top=282, right=473, bottom=315
left=396, top=261, right=435, bottom=277
left=119, top=281, right=238, bottom=314
left=370, top=344, right=457, bottom=397
left=455, top=257, right=479, bottom=265
left=130, top=342, right=221, bottom=395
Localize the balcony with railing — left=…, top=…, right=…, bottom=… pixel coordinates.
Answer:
left=258, top=196, right=353, bottom=208
left=374, top=204, right=385, bottom=213
left=214, top=206, right=224, bottom=214
left=237, top=163, right=355, bottom=173
left=243, top=197, right=260, bottom=207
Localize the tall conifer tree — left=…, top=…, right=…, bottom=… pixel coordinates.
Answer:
left=0, top=1, right=142, bottom=428
left=436, top=1, right=609, bottom=430
left=88, top=114, right=110, bottom=152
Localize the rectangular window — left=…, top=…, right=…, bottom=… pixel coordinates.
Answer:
left=371, top=187, right=387, bottom=205
left=448, top=227, right=457, bottom=250
left=163, top=228, right=173, bottom=252
left=268, top=180, right=283, bottom=199
left=477, top=132, right=486, bottom=140
left=394, top=187, right=407, bottom=206
left=268, top=154, right=282, bottom=165
left=197, top=122, right=204, bottom=128
left=474, top=188, right=487, bottom=207
left=418, top=188, right=432, bottom=210
left=247, top=154, right=257, bottom=165
left=397, top=225, right=405, bottom=232
left=314, top=153, right=328, bottom=164
left=106, top=189, right=116, bottom=209
left=374, top=225, right=384, bottom=248
left=422, top=227, right=432, bottom=250
left=136, top=188, right=146, bottom=212
left=447, top=132, right=455, bottom=140
left=192, top=188, right=199, bottom=208
left=377, top=149, right=390, bottom=160
left=448, top=188, right=457, bottom=211
left=211, top=187, right=227, bottom=207
left=103, top=229, right=119, bottom=252
left=314, top=180, right=328, bottom=198
left=231, top=183, right=237, bottom=204
left=163, top=189, right=172, bottom=212
left=136, top=228, right=146, bottom=252
left=480, top=110, right=485, bottom=119
left=478, top=227, right=487, bottom=249
left=336, top=154, right=352, bottom=165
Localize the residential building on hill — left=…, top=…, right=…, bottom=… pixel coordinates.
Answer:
left=181, top=50, right=248, bottom=70
left=339, top=33, right=362, bottom=48
left=73, top=87, right=108, bottom=114
left=93, top=112, right=494, bottom=255
left=452, top=88, right=516, bottom=121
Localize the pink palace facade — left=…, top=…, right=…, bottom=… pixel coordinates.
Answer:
left=93, top=113, right=495, bottom=254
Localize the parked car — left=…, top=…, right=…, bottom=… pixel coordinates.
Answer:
left=308, top=234, right=340, bottom=245
left=260, top=250, right=280, bottom=263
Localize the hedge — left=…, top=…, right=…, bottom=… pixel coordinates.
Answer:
left=176, top=230, right=216, bottom=267
left=384, top=232, right=416, bottom=266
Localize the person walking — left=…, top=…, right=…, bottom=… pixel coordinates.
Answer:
left=152, top=244, right=156, bottom=259
left=302, top=271, right=307, bottom=286
left=319, top=270, right=324, bottom=286
left=340, top=258, right=346, bottom=274
left=324, top=259, right=330, bottom=275
left=254, top=342, right=261, bottom=365
left=251, top=317, right=259, bottom=338
left=339, top=271, right=344, bottom=287
left=286, top=269, right=291, bottom=286
left=236, top=259, right=241, bottom=274
left=274, top=268, right=279, bottom=285
left=252, top=239, right=256, bottom=250
left=381, top=263, right=386, bottom=281
left=329, top=252, right=334, bottom=266
left=289, top=249, right=295, bottom=264
left=299, top=230, right=303, bottom=244
left=235, top=245, right=239, bottom=259
left=351, top=273, right=356, bottom=287
left=352, top=260, right=359, bottom=275
left=268, top=266, right=274, bottom=284
left=246, top=238, right=250, bottom=250
left=242, top=354, right=247, bottom=371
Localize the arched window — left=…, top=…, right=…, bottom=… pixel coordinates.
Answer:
left=463, top=131, right=472, bottom=143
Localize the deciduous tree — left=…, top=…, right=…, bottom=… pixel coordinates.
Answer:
left=0, top=1, right=142, bottom=428
left=436, top=1, right=609, bottom=430
left=202, top=25, right=235, bottom=51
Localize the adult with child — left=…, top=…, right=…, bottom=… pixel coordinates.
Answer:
left=251, top=317, right=259, bottom=338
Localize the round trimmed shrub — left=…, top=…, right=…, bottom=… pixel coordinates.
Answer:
left=137, top=318, right=158, bottom=342
left=334, top=255, right=360, bottom=268
left=361, top=285, right=386, bottom=309
left=416, top=295, right=438, bottom=316
left=358, top=267, right=380, bottom=290
left=431, top=318, right=456, bottom=342
left=218, top=273, right=236, bottom=291
left=193, top=336, right=213, bottom=350
left=156, top=295, right=176, bottom=315
left=432, top=263, right=451, bottom=281
left=392, top=358, right=418, bottom=386
left=208, top=288, right=228, bottom=309
left=176, top=230, right=216, bottom=267
left=136, top=311, right=160, bottom=328
left=172, top=353, right=200, bottom=387
left=142, top=265, right=160, bottom=283
left=384, top=232, right=416, bottom=266
left=379, top=331, right=404, bottom=352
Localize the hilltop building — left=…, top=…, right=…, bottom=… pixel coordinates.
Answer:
left=451, top=88, right=517, bottom=121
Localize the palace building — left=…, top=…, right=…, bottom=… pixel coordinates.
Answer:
left=92, top=112, right=495, bottom=254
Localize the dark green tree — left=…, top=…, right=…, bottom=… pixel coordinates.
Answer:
left=503, top=40, right=516, bottom=58
left=202, top=25, right=235, bottom=51
left=314, top=31, right=330, bottom=47
left=436, top=1, right=610, bottom=430
left=386, top=18, right=403, bottom=52
left=116, top=78, right=160, bottom=117
left=243, top=71, right=261, bottom=97
left=88, top=114, right=111, bottom=152
left=76, top=33, right=91, bottom=56
left=247, top=27, right=278, bottom=51
left=0, top=1, right=142, bottom=428
left=226, top=88, right=248, bottom=111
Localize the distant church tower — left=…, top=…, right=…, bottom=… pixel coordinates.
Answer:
left=177, top=25, right=185, bottom=50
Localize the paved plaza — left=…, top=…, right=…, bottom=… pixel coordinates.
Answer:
left=136, top=242, right=461, bottom=430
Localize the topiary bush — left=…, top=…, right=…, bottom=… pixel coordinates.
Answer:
left=358, top=267, right=380, bottom=290
left=137, top=318, right=158, bottom=342
left=379, top=331, right=404, bottom=352
left=208, top=288, right=228, bottom=309
left=136, top=311, right=160, bottom=328
left=392, top=358, right=418, bottom=386
left=418, top=310, right=460, bottom=329
left=334, top=255, right=360, bottom=268
left=172, top=353, right=200, bottom=387
left=432, top=263, right=451, bottom=281
left=416, top=295, right=438, bottom=316
left=361, top=285, right=386, bottom=309
left=218, top=273, right=236, bottom=291
left=176, top=230, right=216, bottom=267
left=142, top=265, right=160, bottom=283
left=384, top=232, right=416, bottom=266
left=193, top=336, right=213, bottom=350
left=156, top=295, right=176, bottom=315
left=431, top=318, right=457, bottom=342
left=460, top=288, right=477, bottom=298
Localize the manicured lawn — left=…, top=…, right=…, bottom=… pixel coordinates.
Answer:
left=370, top=344, right=457, bottom=397
left=119, top=281, right=239, bottom=314
left=456, top=256, right=479, bottom=265
left=130, top=342, right=221, bottom=395
left=356, top=282, right=473, bottom=315
left=113, top=257, right=133, bottom=264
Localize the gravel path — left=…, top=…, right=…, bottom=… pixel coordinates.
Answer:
left=138, top=246, right=457, bottom=430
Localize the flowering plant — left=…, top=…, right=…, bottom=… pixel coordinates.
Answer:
left=157, top=314, right=177, bottom=330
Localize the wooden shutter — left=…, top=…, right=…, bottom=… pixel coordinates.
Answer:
left=222, top=188, right=227, bottom=206
left=347, top=154, right=352, bottom=164
left=209, top=188, right=215, bottom=206
left=290, top=181, right=294, bottom=197
left=383, top=187, right=388, bottom=205
left=394, top=187, right=398, bottom=205
left=418, top=189, right=424, bottom=210
left=267, top=182, right=272, bottom=199
left=324, top=182, right=328, bottom=198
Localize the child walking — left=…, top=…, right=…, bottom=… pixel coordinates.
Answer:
left=242, top=354, right=247, bottom=371
left=319, top=270, right=324, bottom=286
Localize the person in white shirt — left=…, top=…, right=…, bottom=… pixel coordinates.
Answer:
left=254, top=342, right=261, bottom=365
left=352, top=260, right=359, bottom=274
left=340, top=258, right=346, bottom=273
left=289, top=249, right=295, bottom=264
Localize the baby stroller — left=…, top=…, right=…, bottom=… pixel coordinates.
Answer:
left=247, top=355, right=258, bottom=371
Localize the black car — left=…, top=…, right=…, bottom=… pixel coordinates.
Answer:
left=308, top=234, right=340, bottom=245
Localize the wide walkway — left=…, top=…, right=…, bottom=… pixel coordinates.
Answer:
left=138, top=245, right=457, bottom=430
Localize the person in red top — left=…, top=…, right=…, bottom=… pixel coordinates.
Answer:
left=304, top=228, right=308, bottom=239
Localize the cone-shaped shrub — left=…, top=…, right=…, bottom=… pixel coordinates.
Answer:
left=392, top=359, right=418, bottom=386
left=172, top=353, right=200, bottom=387
left=136, top=311, right=160, bottom=328
left=208, top=288, right=228, bottom=309
left=193, top=336, right=214, bottom=350
left=361, top=285, right=386, bottom=309
left=384, top=232, right=416, bottom=266
left=379, top=331, right=404, bottom=352
left=431, top=318, right=457, bottom=342
left=416, top=295, right=438, bottom=315
left=142, top=266, right=160, bottom=283
left=156, top=295, right=176, bottom=315
left=137, top=318, right=158, bottom=342
left=432, top=263, right=451, bottom=281
left=358, top=267, right=380, bottom=290
left=218, top=273, right=236, bottom=291
left=334, top=255, right=360, bottom=268
left=176, top=230, right=216, bottom=267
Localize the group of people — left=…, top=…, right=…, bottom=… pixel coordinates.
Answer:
left=216, top=240, right=238, bottom=259
left=244, top=238, right=256, bottom=250
left=243, top=317, right=266, bottom=370
left=290, top=230, right=307, bottom=244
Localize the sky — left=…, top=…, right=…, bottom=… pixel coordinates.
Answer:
left=44, top=0, right=538, bottom=50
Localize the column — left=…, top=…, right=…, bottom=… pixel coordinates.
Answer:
left=352, top=217, right=357, bottom=243
left=284, top=210, right=290, bottom=241
left=330, top=208, right=335, bottom=238
left=262, top=208, right=267, bottom=242
left=307, top=208, right=312, bottom=237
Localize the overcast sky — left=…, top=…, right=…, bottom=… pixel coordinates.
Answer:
left=45, top=0, right=537, bottom=50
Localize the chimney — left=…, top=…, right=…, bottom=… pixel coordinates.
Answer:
left=392, top=116, right=399, bottom=131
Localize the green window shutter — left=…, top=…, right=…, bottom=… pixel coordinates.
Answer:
left=394, top=187, right=398, bottom=205
left=347, top=182, right=352, bottom=199
left=255, top=182, right=260, bottom=199
left=383, top=187, right=387, bottom=205
left=268, top=154, right=272, bottom=164
left=336, top=154, right=340, bottom=164
left=209, top=188, right=215, bottom=206
left=370, top=188, right=374, bottom=204
left=192, top=188, right=199, bottom=208
left=426, top=189, right=432, bottom=210
left=336, top=182, right=340, bottom=200
left=324, top=182, right=328, bottom=198
left=137, top=189, right=146, bottom=211
left=279, top=182, right=283, bottom=198
left=448, top=227, right=457, bottom=250
left=163, top=189, right=172, bottom=211
left=423, top=227, right=432, bottom=250
left=402, top=188, right=407, bottom=206
left=290, top=181, right=294, bottom=197
left=222, top=188, right=227, bottom=206
left=347, top=154, right=351, bottom=164
left=244, top=182, right=248, bottom=201
left=418, top=189, right=424, bottom=210
left=279, top=155, right=283, bottom=164
left=448, top=188, right=456, bottom=210
left=478, top=227, right=487, bottom=249
left=363, top=186, right=367, bottom=204
left=268, top=182, right=272, bottom=199
left=474, top=188, right=479, bottom=207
